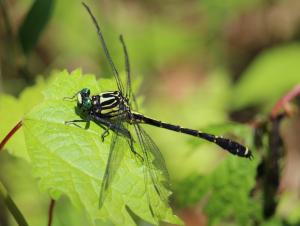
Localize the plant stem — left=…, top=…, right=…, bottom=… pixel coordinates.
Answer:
left=271, top=84, right=300, bottom=118
left=47, top=199, right=55, bottom=226
left=0, top=181, right=29, bottom=226
left=0, top=120, right=23, bottom=152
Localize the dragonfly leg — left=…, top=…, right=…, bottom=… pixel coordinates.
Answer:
left=89, top=116, right=112, bottom=142
left=65, top=118, right=90, bottom=129
left=127, top=138, right=144, bottom=163
left=133, top=148, right=144, bottom=163
left=101, top=128, right=110, bottom=142
left=65, top=119, right=86, bottom=128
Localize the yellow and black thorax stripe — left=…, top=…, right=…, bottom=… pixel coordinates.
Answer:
left=91, top=91, right=129, bottom=118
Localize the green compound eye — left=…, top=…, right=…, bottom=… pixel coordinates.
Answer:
left=82, top=98, right=92, bottom=110
left=81, top=88, right=90, bottom=96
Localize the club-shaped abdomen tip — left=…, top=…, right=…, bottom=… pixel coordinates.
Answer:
left=232, top=143, right=253, bottom=159
left=244, top=147, right=253, bottom=160
left=214, top=137, right=253, bottom=159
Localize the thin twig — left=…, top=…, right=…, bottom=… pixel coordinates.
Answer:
left=0, top=121, right=23, bottom=151
left=271, top=84, right=300, bottom=118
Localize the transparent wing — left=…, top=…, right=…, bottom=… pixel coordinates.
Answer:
left=119, top=35, right=139, bottom=111
left=82, top=2, right=125, bottom=94
left=99, top=121, right=124, bottom=208
left=133, top=124, right=170, bottom=207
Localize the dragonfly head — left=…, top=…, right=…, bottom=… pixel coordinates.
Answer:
left=77, top=88, right=92, bottom=111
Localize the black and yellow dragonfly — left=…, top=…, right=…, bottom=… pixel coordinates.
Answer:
left=65, top=2, right=252, bottom=214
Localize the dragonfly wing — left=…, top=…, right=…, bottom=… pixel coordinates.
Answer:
left=133, top=124, right=170, bottom=207
left=99, top=122, right=125, bottom=208
left=119, top=35, right=139, bottom=111
left=82, top=3, right=125, bottom=94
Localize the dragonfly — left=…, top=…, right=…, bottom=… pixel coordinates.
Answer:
left=65, top=2, right=253, bottom=214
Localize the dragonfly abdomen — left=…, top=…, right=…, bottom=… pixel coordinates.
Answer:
left=133, top=113, right=252, bottom=159
left=212, top=136, right=252, bottom=159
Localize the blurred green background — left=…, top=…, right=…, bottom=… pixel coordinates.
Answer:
left=1, top=0, right=300, bottom=225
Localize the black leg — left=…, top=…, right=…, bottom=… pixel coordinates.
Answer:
left=101, top=127, right=110, bottom=142
left=65, top=119, right=87, bottom=128
left=65, top=117, right=110, bottom=142
left=127, top=138, right=144, bottom=163
left=84, top=120, right=90, bottom=129
left=93, top=114, right=144, bottom=161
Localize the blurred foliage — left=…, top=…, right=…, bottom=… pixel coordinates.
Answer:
left=200, top=0, right=264, bottom=41
left=18, top=0, right=55, bottom=55
left=1, top=0, right=300, bottom=226
left=174, top=156, right=261, bottom=226
left=233, top=44, right=300, bottom=112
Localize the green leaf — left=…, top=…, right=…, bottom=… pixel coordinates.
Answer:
left=0, top=76, right=46, bottom=160
left=18, top=0, right=55, bottom=54
left=23, top=70, right=181, bottom=225
left=232, top=44, right=300, bottom=111
left=173, top=173, right=211, bottom=208
left=204, top=157, right=261, bottom=226
left=174, top=156, right=261, bottom=226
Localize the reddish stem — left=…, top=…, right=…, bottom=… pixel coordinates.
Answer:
left=0, top=120, right=23, bottom=151
left=271, top=84, right=300, bottom=118
left=47, top=199, right=56, bottom=226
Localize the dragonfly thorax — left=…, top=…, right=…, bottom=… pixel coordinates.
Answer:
left=76, top=89, right=130, bottom=118
left=94, top=91, right=130, bottom=118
